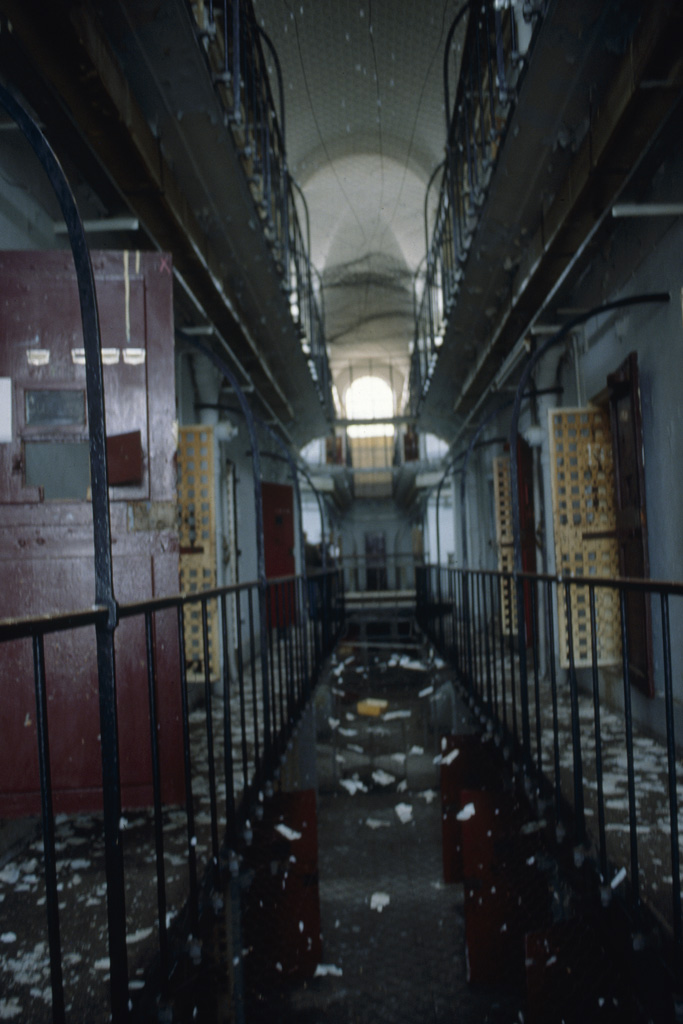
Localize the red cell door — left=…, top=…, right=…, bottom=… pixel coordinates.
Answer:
left=262, top=482, right=295, bottom=626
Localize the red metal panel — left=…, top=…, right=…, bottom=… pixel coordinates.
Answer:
left=262, top=481, right=295, bottom=627
left=107, top=430, right=144, bottom=486
left=262, top=482, right=295, bottom=579
left=243, top=789, right=322, bottom=984
left=440, top=734, right=505, bottom=883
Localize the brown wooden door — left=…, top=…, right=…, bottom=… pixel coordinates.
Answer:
left=607, top=351, right=654, bottom=697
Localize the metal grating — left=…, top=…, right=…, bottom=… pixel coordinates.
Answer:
left=548, top=407, right=621, bottom=669
left=178, top=425, right=220, bottom=680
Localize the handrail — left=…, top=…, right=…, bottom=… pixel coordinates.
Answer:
left=192, top=0, right=334, bottom=419
left=0, top=567, right=344, bottom=1021
left=410, top=0, right=543, bottom=413
left=416, top=561, right=683, bottom=974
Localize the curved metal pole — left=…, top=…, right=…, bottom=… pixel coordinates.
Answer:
left=0, top=83, right=129, bottom=1021
left=412, top=254, right=427, bottom=322
left=256, top=25, right=285, bottom=146
left=424, top=158, right=446, bottom=259
left=290, top=176, right=311, bottom=259
left=443, top=2, right=472, bottom=135
left=508, top=292, right=669, bottom=773
left=186, top=338, right=274, bottom=776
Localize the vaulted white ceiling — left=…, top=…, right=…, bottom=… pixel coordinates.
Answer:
left=252, top=0, right=466, bottom=403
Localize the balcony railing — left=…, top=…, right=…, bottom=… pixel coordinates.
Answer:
left=191, top=0, right=333, bottom=418
left=0, top=570, right=343, bottom=1022
left=409, top=0, right=543, bottom=413
left=416, top=564, right=683, bottom=975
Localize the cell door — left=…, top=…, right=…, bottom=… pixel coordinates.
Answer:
left=262, top=482, right=295, bottom=625
left=607, top=352, right=653, bottom=697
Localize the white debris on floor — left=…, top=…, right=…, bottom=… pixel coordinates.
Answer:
left=394, top=803, right=413, bottom=825
left=456, top=803, right=476, bottom=822
left=371, top=770, right=396, bottom=787
left=274, top=824, right=302, bottom=842
left=369, top=892, right=391, bottom=913
left=314, top=962, right=343, bottom=977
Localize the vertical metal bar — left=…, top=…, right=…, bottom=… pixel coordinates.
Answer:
left=266, top=582, right=277, bottom=741
left=588, top=586, right=607, bottom=883
left=530, top=580, right=542, bottom=776
left=220, top=0, right=227, bottom=76
left=565, top=581, right=585, bottom=845
left=545, top=580, right=562, bottom=826
left=201, top=599, right=221, bottom=884
left=484, top=4, right=496, bottom=138
left=232, top=0, right=241, bottom=121
left=275, top=581, right=286, bottom=732
left=176, top=605, right=199, bottom=930
left=661, top=592, right=682, bottom=947
left=465, top=572, right=474, bottom=693
left=489, top=574, right=499, bottom=718
left=619, top=586, right=640, bottom=915
left=236, top=592, right=249, bottom=796
left=494, top=8, right=507, bottom=104
left=514, top=574, right=531, bottom=770
left=247, top=587, right=261, bottom=790
left=144, top=611, right=169, bottom=997
left=220, top=594, right=237, bottom=839
left=32, top=632, right=65, bottom=1024
left=509, top=578, right=518, bottom=745
left=500, top=576, right=509, bottom=736
left=482, top=573, right=492, bottom=711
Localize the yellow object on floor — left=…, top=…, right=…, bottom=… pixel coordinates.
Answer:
left=357, top=698, right=389, bottom=717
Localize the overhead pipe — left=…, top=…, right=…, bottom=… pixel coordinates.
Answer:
left=508, top=292, right=670, bottom=772
left=0, top=82, right=128, bottom=1022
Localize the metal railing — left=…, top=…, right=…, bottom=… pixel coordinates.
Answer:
left=340, top=554, right=421, bottom=598
left=0, top=569, right=343, bottom=1022
left=416, top=564, right=683, bottom=965
left=192, top=0, right=333, bottom=418
left=410, top=0, right=543, bottom=412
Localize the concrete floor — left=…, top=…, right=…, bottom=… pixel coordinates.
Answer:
left=244, top=624, right=524, bottom=1023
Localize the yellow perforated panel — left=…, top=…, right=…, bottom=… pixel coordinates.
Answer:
left=178, top=425, right=219, bottom=681
left=548, top=408, right=621, bottom=669
left=493, top=455, right=516, bottom=635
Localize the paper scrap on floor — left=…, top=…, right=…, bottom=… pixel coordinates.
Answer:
left=357, top=698, right=388, bottom=717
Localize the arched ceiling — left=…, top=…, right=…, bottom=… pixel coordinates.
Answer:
left=252, top=0, right=465, bottom=405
